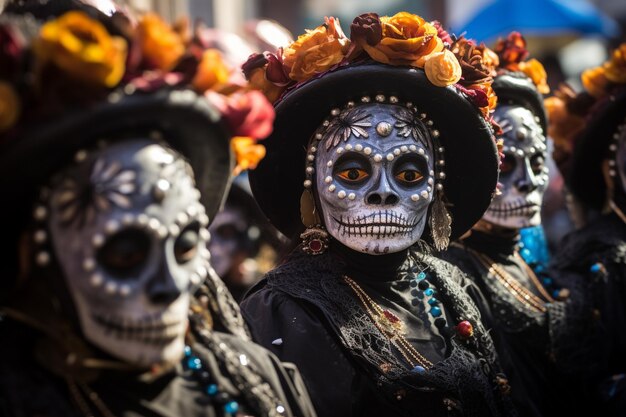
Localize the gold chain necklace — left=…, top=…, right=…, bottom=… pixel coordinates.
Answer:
left=466, top=248, right=552, bottom=313
left=343, top=276, right=434, bottom=370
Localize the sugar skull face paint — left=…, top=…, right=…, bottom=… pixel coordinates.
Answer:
left=44, top=139, right=211, bottom=367
left=483, top=105, right=548, bottom=229
left=313, top=103, right=435, bottom=254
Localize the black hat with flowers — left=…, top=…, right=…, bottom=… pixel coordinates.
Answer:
left=244, top=12, right=501, bottom=245
left=0, top=5, right=273, bottom=280
left=547, top=43, right=626, bottom=211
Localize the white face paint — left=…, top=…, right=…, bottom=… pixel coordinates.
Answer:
left=483, top=105, right=548, bottom=229
left=46, top=139, right=211, bottom=368
left=313, top=104, right=435, bottom=254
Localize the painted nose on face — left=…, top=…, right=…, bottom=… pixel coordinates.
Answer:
left=515, top=160, right=538, bottom=193
left=147, top=260, right=183, bottom=305
left=366, top=174, right=400, bottom=205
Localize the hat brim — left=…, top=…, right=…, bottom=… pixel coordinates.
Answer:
left=249, top=63, right=499, bottom=241
left=493, top=72, right=547, bottom=132
left=568, top=88, right=626, bottom=210
left=0, top=89, right=234, bottom=230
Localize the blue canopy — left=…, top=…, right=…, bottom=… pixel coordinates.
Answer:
left=454, top=0, right=620, bottom=42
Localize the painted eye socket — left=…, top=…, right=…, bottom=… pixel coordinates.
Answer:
left=395, top=170, right=424, bottom=184
left=530, top=154, right=545, bottom=175
left=97, top=229, right=150, bottom=277
left=336, top=168, right=369, bottom=182
left=500, top=155, right=516, bottom=175
left=174, top=224, right=200, bottom=264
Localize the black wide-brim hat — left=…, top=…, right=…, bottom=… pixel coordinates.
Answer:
left=249, top=63, right=499, bottom=241
left=492, top=72, right=547, bottom=133
left=0, top=88, right=233, bottom=237
left=567, top=87, right=626, bottom=210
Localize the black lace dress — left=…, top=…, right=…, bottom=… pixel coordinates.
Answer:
left=550, top=212, right=626, bottom=416
left=440, top=231, right=603, bottom=417
left=240, top=243, right=515, bottom=417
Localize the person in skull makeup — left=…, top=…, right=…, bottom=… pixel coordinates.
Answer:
left=0, top=4, right=316, bottom=417
left=240, top=12, right=515, bottom=417
left=547, top=42, right=626, bottom=417
left=439, top=32, right=604, bottom=417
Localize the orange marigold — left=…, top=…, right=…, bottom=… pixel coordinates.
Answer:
left=192, top=49, right=230, bottom=92
left=282, top=17, right=349, bottom=82
left=362, top=12, right=443, bottom=67
left=34, top=11, right=127, bottom=88
left=231, top=136, right=266, bottom=175
left=519, top=58, right=549, bottom=94
left=138, top=13, right=185, bottom=71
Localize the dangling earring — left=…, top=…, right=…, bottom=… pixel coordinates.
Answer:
left=299, top=190, right=329, bottom=255
left=430, top=190, right=452, bottom=251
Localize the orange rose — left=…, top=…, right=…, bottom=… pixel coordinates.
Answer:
left=481, top=46, right=500, bottom=77
left=362, top=12, right=443, bottom=67
left=519, top=58, right=549, bottom=94
left=605, top=43, right=626, bottom=84
left=247, top=67, right=285, bottom=103
left=138, top=13, right=184, bottom=71
left=34, top=11, right=127, bottom=88
left=582, top=66, right=609, bottom=98
left=283, top=17, right=349, bottom=82
left=0, top=81, right=19, bottom=132
left=424, top=49, right=461, bottom=87
left=231, top=136, right=266, bottom=175
left=192, top=49, right=230, bottom=92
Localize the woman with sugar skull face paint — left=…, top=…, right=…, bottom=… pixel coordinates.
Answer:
left=439, top=32, right=607, bottom=417
left=546, top=43, right=626, bottom=417
left=240, top=13, right=515, bottom=417
left=0, top=4, right=317, bottom=417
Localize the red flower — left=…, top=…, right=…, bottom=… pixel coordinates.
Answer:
left=494, top=32, right=528, bottom=70
left=208, top=90, right=275, bottom=139
left=350, top=13, right=382, bottom=46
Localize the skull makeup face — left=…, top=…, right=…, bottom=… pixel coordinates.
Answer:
left=44, top=139, right=210, bottom=367
left=483, top=105, right=548, bottom=229
left=313, top=103, right=435, bottom=254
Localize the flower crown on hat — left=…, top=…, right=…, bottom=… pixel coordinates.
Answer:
left=492, top=32, right=550, bottom=95
left=242, top=11, right=498, bottom=132
left=0, top=10, right=274, bottom=173
left=545, top=43, right=626, bottom=169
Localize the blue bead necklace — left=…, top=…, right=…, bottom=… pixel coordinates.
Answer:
left=410, top=269, right=446, bottom=326
left=183, top=345, right=240, bottom=416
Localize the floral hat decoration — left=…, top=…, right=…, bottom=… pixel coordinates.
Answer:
left=0, top=8, right=275, bottom=237
left=242, top=12, right=501, bottom=247
left=545, top=43, right=626, bottom=210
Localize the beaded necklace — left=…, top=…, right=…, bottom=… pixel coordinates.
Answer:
left=466, top=247, right=553, bottom=313
left=344, top=275, right=434, bottom=372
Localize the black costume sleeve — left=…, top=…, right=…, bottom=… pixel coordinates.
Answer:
left=241, top=285, right=359, bottom=417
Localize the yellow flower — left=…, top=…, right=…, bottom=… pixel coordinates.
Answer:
left=362, top=12, right=443, bottom=67
left=192, top=49, right=230, bottom=93
left=283, top=17, right=349, bottom=82
left=582, top=66, right=609, bottom=98
left=138, top=13, right=185, bottom=71
left=605, top=43, right=626, bottom=84
left=424, top=49, right=462, bottom=87
left=481, top=47, right=500, bottom=76
left=519, top=58, right=549, bottom=94
left=231, top=136, right=266, bottom=175
left=34, top=11, right=127, bottom=88
left=0, top=81, right=20, bottom=132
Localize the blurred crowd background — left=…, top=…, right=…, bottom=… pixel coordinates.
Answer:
left=5, top=0, right=623, bottom=298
